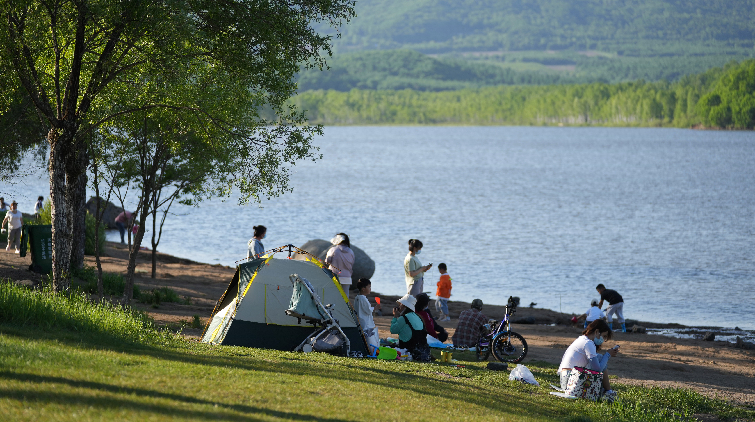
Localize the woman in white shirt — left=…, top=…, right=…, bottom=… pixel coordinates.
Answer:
left=2, top=201, right=23, bottom=253
left=247, top=225, right=267, bottom=259
left=558, top=320, right=619, bottom=394
left=404, top=239, right=432, bottom=296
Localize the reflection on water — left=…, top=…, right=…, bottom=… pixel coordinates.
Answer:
left=4, top=127, right=755, bottom=329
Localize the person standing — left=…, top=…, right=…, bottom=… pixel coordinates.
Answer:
left=33, top=196, right=44, bottom=220
left=2, top=201, right=23, bottom=253
left=354, top=278, right=381, bottom=354
left=452, top=299, right=488, bottom=347
left=435, top=262, right=452, bottom=321
left=114, top=210, right=134, bottom=244
left=247, top=225, right=267, bottom=259
left=325, top=233, right=355, bottom=294
left=404, top=239, right=432, bottom=296
left=0, top=197, right=8, bottom=212
left=596, top=284, right=626, bottom=332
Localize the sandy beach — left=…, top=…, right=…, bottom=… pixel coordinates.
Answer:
left=2, top=241, right=753, bottom=408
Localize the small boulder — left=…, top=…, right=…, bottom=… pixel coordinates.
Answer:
left=631, top=325, right=647, bottom=334
left=294, top=239, right=375, bottom=285
left=702, top=332, right=716, bottom=341
left=735, top=337, right=755, bottom=350
left=85, top=197, right=125, bottom=229
left=513, top=316, right=536, bottom=325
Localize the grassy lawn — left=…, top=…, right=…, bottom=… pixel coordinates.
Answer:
left=1, top=282, right=752, bottom=421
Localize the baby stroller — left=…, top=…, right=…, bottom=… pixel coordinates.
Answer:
left=286, top=274, right=351, bottom=355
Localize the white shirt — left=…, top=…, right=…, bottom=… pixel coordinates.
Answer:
left=558, top=335, right=599, bottom=372
left=354, top=294, right=375, bottom=330
left=5, top=210, right=23, bottom=230
left=34, top=200, right=43, bottom=213
left=585, top=306, right=605, bottom=322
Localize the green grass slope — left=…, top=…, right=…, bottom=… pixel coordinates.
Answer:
left=1, top=281, right=754, bottom=421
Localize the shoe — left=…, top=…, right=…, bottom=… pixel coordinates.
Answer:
left=621, top=323, right=626, bottom=333
left=444, top=317, right=451, bottom=322
left=603, top=389, right=617, bottom=403
left=14, top=249, right=20, bottom=254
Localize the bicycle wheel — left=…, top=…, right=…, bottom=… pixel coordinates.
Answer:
left=491, top=331, right=528, bottom=363
left=475, top=337, right=491, bottom=361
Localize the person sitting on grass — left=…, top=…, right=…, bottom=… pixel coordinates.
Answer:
left=452, top=299, right=488, bottom=348
left=390, top=294, right=431, bottom=362
left=576, top=299, right=606, bottom=328
left=415, top=293, right=448, bottom=343
left=558, top=319, right=619, bottom=396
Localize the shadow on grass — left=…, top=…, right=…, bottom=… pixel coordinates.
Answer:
left=0, top=372, right=347, bottom=421
left=0, top=325, right=573, bottom=419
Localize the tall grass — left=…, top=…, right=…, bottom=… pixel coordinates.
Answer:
left=0, top=280, right=163, bottom=344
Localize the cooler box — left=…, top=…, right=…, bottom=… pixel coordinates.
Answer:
left=20, top=224, right=53, bottom=274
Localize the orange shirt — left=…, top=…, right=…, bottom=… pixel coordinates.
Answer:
left=436, top=273, right=452, bottom=298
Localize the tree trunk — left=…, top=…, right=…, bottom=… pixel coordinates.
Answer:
left=48, top=128, right=72, bottom=292
left=68, top=145, right=88, bottom=270
left=151, top=193, right=158, bottom=278
left=124, top=195, right=151, bottom=302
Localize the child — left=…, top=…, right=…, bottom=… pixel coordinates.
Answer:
left=34, top=196, right=44, bottom=220
left=355, top=278, right=381, bottom=355
left=435, top=263, right=452, bottom=321
left=577, top=299, right=606, bottom=328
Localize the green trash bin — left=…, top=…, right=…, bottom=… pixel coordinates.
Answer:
left=20, top=224, right=53, bottom=274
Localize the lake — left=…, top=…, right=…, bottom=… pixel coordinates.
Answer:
left=4, top=127, right=754, bottom=329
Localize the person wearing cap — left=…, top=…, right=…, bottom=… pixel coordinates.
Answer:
left=324, top=233, right=355, bottom=294
left=390, top=294, right=432, bottom=362
left=452, top=299, right=488, bottom=347
left=2, top=201, right=23, bottom=253
left=576, top=299, right=606, bottom=329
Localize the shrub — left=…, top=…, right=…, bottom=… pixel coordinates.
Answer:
left=139, top=287, right=182, bottom=306
left=84, top=210, right=106, bottom=256
left=73, top=266, right=140, bottom=299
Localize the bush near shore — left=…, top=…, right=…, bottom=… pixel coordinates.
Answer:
left=1, top=280, right=753, bottom=422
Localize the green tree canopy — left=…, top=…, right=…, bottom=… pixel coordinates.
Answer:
left=0, top=0, right=355, bottom=291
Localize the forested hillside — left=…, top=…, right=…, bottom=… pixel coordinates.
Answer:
left=293, top=60, right=755, bottom=129
left=301, top=0, right=755, bottom=89
left=322, top=0, right=754, bottom=54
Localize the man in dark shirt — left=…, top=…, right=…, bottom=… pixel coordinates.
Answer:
left=596, top=284, right=625, bottom=332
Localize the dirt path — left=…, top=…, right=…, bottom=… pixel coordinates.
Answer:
left=2, top=241, right=754, bottom=407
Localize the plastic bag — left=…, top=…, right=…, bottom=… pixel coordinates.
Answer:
left=426, top=334, right=446, bottom=348
left=509, top=364, right=540, bottom=386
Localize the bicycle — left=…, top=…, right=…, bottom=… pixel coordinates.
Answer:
left=475, top=296, right=528, bottom=363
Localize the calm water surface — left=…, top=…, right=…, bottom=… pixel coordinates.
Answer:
left=5, top=127, right=755, bottom=329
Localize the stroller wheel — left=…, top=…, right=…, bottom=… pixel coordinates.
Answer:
left=302, top=344, right=313, bottom=353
